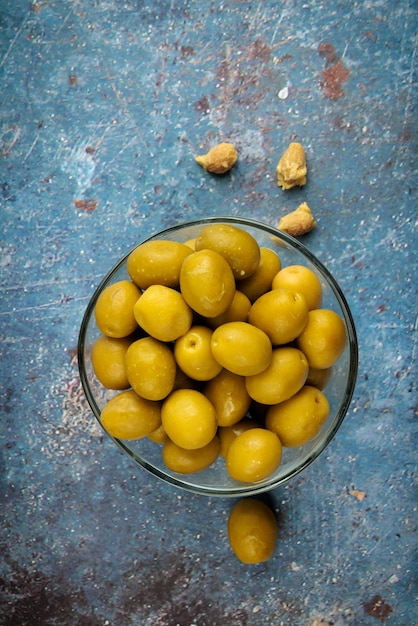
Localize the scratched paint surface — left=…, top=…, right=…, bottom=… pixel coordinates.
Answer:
left=0, top=0, right=417, bottom=624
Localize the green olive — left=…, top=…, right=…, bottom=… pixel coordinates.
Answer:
left=195, top=223, right=260, bottom=279
left=179, top=249, right=236, bottom=318
left=125, top=337, right=176, bottom=401
left=174, top=325, right=222, bottom=381
left=272, top=264, right=322, bottom=310
left=172, top=367, right=200, bottom=392
left=162, top=435, right=221, bottom=474
left=248, top=287, right=309, bottom=345
left=245, top=347, right=309, bottom=405
left=161, top=389, right=217, bottom=450
left=218, top=417, right=255, bottom=458
left=228, top=499, right=278, bottom=564
left=226, top=428, right=282, bottom=482
left=206, top=291, right=251, bottom=329
left=306, top=366, right=333, bottom=390
left=100, top=389, right=161, bottom=440
left=265, top=385, right=330, bottom=447
left=133, top=284, right=193, bottom=342
left=91, top=334, right=132, bottom=390
left=147, top=422, right=168, bottom=445
left=127, top=239, right=192, bottom=289
left=211, top=321, right=272, bottom=376
left=239, top=247, right=282, bottom=302
left=204, top=368, right=251, bottom=427
left=94, top=280, right=141, bottom=338
left=296, top=309, right=347, bottom=369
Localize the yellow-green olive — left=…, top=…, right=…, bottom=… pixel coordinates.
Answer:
left=133, top=284, right=192, bottom=342
left=180, top=249, right=236, bottom=318
left=94, top=280, right=141, bottom=338
left=206, top=291, right=251, bottom=329
left=245, top=347, right=309, bottom=405
left=174, top=325, right=222, bottom=381
left=228, top=498, right=278, bottom=564
left=147, top=422, right=168, bottom=444
left=162, top=436, right=221, bottom=474
left=211, top=321, right=272, bottom=376
left=306, top=366, right=333, bottom=390
left=248, top=288, right=309, bottom=345
left=161, top=389, right=217, bottom=450
left=125, top=337, right=176, bottom=401
left=272, top=264, right=322, bottom=310
left=127, top=239, right=192, bottom=289
left=296, top=309, right=347, bottom=369
left=195, top=223, right=260, bottom=279
left=265, top=385, right=330, bottom=447
left=218, top=417, right=256, bottom=458
left=100, top=389, right=161, bottom=440
left=91, top=334, right=132, bottom=390
left=239, top=247, right=282, bottom=302
left=204, top=369, right=251, bottom=427
left=226, top=428, right=282, bottom=482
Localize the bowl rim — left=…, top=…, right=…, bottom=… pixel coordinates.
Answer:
left=78, top=216, right=358, bottom=497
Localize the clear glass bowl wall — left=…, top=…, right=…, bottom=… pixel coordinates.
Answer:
left=78, top=217, right=358, bottom=497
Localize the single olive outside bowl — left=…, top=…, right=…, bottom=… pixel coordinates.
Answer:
left=78, top=216, right=358, bottom=497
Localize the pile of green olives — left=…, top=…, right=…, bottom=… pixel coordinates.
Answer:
left=93, top=223, right=347, bottom=484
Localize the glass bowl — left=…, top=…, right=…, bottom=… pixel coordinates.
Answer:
left=78, top=216, right=358, bottom=497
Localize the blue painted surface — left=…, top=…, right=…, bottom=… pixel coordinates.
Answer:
left=1, top=1, right=417, bottom=624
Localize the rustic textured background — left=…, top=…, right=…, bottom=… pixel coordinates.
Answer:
left=1, top=1, right=417, bottom=624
